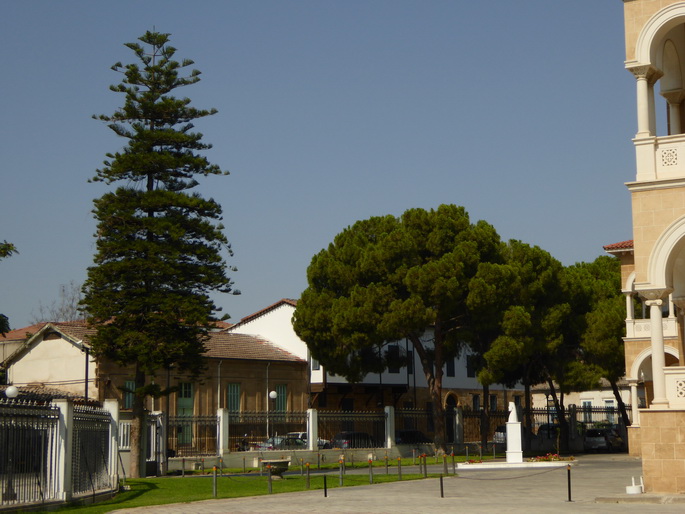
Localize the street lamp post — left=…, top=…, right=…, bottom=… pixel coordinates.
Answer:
left=267, top=390, right=277, bottom=440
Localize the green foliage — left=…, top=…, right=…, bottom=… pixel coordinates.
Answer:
left=82, top=30, right=233, bottom=375
left=477, top=241, right=566, bottom=389
left=294, top=205, right=500, bottom=382
left=1, top=241, right=17, bottom=335
left=293, top=205, right=502, bottom=448
left=81, top=32, right=232, bottom=475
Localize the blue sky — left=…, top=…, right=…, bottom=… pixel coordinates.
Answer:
left=2, top=1, right=633, bottom=329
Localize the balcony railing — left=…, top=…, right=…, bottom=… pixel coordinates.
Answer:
left=625, top=318, right=678, bottom=339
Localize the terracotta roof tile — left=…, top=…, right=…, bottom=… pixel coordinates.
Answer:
left=603, top=240, right=633, bottom=252
left=203, top=332, right=304, bottom=362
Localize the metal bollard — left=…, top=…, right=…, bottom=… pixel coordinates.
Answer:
left=397, top=457, right=402, bottom=481
left=443, top=454, right=448, bottom=475
left=339, top=460, right=344, bottom=486
left=451, top=453, right=456, bottom=475
left=385, top=455, right=389, bottom=475
left=423, top=455, right=428, bottom=478
left=212, top=467, right=217, bottom=498
left=368, top=459, right=373, bottom=484
left=440, top=474, right=444, bottom=498
left=306, top=462, right=310, bottom=489
left=567, top=465, right=573, bottom=502
left=267, top=465, right=273, bottom=494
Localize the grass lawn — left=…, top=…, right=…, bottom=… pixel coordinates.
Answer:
left=57, top=472, right=438, bottom=513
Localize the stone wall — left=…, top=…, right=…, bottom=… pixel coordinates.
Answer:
left=639, top=409, right=685, bottom=493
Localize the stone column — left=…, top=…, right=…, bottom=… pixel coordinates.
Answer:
left=628, top=379, right=640, bottom=426
left=661, top=90, right=685, bottom=135
left=642, top=289, right=669, bottom=408
left=629, top=65, right=662, bottom=137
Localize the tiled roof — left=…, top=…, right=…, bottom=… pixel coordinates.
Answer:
left=4, top=320, right=302, bottom=364
left=231, top=299, right=298, bottom=328
left=603, top=240, right=633, bottom=252
left=2, top=322, right=48, bottom=341
left=203, top=332, right=304, bottom=362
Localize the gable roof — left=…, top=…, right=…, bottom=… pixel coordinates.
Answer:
left=230, top=299, right=298, bottom=328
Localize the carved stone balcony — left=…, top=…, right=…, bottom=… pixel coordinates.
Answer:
left=664, top=367, right=685, bottom=408
left=625, top=318, right=679, bottom=339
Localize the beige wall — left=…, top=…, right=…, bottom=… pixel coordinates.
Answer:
left=624, top=0, right=684, bottom=61
left=631, top=185, right=685, bottom=283
left=639, top=409, right=685, bottom=492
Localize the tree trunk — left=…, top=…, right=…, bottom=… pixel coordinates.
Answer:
left=610, top=379, right=631, bottom=427
left=410, top=335, right=446, bottom=452
left=546, top=378, right=568, bottom=453
left=130, top=367, right=147, bottom=478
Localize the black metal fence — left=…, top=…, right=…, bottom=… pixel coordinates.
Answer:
left=318, top=410, right=386, bottom=448
left=227, top=411, right=307, bottom=451
left=0, top=399, right=60, bottom=507
left=72, top=405, right=113, bottom=496
left=167, top=415, right=218, bottom=457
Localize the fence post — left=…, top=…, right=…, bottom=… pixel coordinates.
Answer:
left=218, top=408, right=229, bottom=454
left=307, top=408, right=318, bottom=452
left=103, top=399, right=120, bottom=486
left=53, top=398, right=74, bottom=501
left=384, top=406, right=395, bottom=448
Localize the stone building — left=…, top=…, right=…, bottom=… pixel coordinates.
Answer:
left=619, top=0, right=685, bottom=493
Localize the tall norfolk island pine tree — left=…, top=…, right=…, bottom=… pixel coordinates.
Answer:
left=82, top=32, right=233, bottom=478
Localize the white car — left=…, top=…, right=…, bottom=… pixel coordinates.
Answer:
left=287, top=431, right=331, bottom=449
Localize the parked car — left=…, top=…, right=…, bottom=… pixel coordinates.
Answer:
left=331, top=431, right=378, bottom=449
left=395, top=429, right=432, bottom=445
left=256, top=436, right=306, bottom=451
left=584, top=428, right=624, bottom=452
left=493, top=425, right=507, bottom=444
left=537, top=424, right=560, bottom=439
left=286, top=431, right=332, bottom=449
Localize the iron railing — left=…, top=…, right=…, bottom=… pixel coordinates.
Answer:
left=0, top=399, right=60, bottom=508
left=72, top=405, right=113, bottom=496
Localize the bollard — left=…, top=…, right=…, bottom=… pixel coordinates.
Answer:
left=306, top=462, right=311, bottom=489
left=479, top=445, right=482, bottom=460
left=212, top=467, right=217, bottom=498
left=443, top=454, right=448, bottom=475
left=451, top=453, right=456, bottom=475
left=423, top=455, right=428, bottom=478
left=324, top=474, right=328, bottom=497
left=317, top=452, right=321, bottom=469
left=493, top=444, right=496, bottom=459
left=440, top=474, right=444, bottom=498
left=567, top=465, right=572, bottom=502
left=339, top=460, right=344, bottom=486
left=201, top=458, right=205, bottom=474
left=219, top=457, right=224, bottom=477
left=368, top=459, right=373, bottom=484
left=465, top=446, right=469, bottom=460
left=385, top=455, right=389, bottom=475
left=267, top=465, right=273, bottom=494
left=397, top=457, right=402, bottom=481
left=413, top=448, right=416, bottom=465
left=182, top=458, right=185, bottom=477
left=243, top=456, right=246, bottom=474
left=300, top=458, right=304, bottom=476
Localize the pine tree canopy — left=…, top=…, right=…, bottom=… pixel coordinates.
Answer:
left=82, top=31, right=233, bottom=376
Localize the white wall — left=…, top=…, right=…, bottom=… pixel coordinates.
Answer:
left=229, top=303, right=521, bottom=391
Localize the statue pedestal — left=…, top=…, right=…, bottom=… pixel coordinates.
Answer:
left=506, top=421, right=523, bottom=464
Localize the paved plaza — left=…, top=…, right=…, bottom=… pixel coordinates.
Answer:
left=112, top=454, right=685, bottom=513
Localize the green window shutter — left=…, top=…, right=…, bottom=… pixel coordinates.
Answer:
left=275, top=384, right=287, bottom=411
left=227, top=383, right=241, bottom=412
left=124, top=380, right=135, bottom=409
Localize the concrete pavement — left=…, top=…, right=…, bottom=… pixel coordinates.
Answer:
left=111, top=454, right=685, bottom=513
